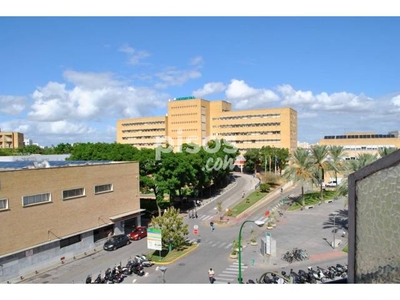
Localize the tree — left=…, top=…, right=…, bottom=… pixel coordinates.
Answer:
left=259, top=183, right=270, bottom=192
left=244, top=149, right=260, bottom=173
left=337, top=153, right=379, bottom=205
left=309, top=145, right=330, bottom=202
left=328, top=145, right=347, bottom=186
left=378, top=147, right=397, bottom=158
left=136, top=148, right=168, bottom=216
left=52, top=143, right=74, bottom=154
left=283, top=148, right=314, bottom=208
left=150, top=207, right=189, bottom=250
left=216, top=201, right=223, bottom=218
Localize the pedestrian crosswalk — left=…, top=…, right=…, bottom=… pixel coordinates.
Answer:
left=214, top=262, right=248, bottom=284
left=186, top=238, right=233, bottom=249
left=188, top=214, right=214, bottom=221
left=190, top=213, right=271, bottom=224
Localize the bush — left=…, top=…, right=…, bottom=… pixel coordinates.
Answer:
left=262, top=172, right=280, bottom=185
left=260, top=183, right=270, bottom=192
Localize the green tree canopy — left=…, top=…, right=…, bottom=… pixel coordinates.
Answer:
left=150, top=207, right=189, bottom=250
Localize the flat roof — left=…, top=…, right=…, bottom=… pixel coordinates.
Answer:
left=0, top=160, right=112, bottom=170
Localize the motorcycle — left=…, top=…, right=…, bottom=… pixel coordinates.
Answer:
left=298, top=269, right=315, bottom=284
left=104, top=268, right=115, bottom=284
left=135, top=254, right=154, bottom=267
left=93, top=272, right=105, bottom=284
left=85, top=274, right=93, bottom=284
left=308, top=266, right=326, bottom=283
left=126, top=260, right=145, bottom=276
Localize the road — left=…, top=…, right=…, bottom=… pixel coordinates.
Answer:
left=19, top=173, right=348, bottom=284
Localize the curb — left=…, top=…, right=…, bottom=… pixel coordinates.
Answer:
left=215, top=183, right=296, bottom=227
left=153, top=243, right=200, bottom=265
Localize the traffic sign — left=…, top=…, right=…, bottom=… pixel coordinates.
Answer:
left=265, top=210, right=270, bottom=216
left=193, top=229, right=198, bottom=235
left=193, top=225, right=198, bottom=230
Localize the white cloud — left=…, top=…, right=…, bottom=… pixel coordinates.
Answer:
left=277, top=84, right=314, bottom=105
left=391, top=95, right=400, bottom=107
left=29, top=82, right=73, bottom=121
left=63, top=70, right=124, bottom=89
left=36, top=120, right=95, bottom=135
left=278, top=84, right=375, bottom=113
left=298, top=112, right=318, bottom=118
left=27, top=71, right=169, bottom=123
left=225, top=79, right=279, bottom=109
left=119, top=45, right=150, bottom=65
left=190, top=56, right=204, bottom=67
left=0, top=95, right=26, bottom=115
left=193, top=82, right=226, bottom=98
left=0, top=119, right=96, bottom=145
left=155, top=68, right=201, bottom=89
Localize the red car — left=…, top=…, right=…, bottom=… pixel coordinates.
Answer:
left=128, top=226, right=147, bottom=241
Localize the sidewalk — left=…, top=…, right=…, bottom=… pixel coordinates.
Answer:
left=216, top=181, right=296, bottom=227
left=238, top=196, right=349, bottom=273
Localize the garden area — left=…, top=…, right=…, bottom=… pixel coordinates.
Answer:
left=288, top=190, right=338, bottom=211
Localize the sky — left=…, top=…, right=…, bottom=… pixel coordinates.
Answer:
left=1, top=2, right=400, bottom=148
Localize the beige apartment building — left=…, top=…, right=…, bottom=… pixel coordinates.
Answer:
left=0, top=161, right=142, bottom=282
left=117, top=97, right=297, bottom=153
left=318, top=131, right=400, bottom=159
left=0, top=131, right=24, bottom=149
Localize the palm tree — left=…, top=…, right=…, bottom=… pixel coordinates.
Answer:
left=378, top=147, right=397, bottom=158
left=283, top=148, right=314, bottom=208
left=337, top=153, right=379, bottom=206
left=348, top=153, right=378, bottom=173
left=309, top=145, right=330, bottom=202
left=328, top=145, right=347, bottom=185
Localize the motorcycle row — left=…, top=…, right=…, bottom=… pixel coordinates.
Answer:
left=85, top=254, right=154, bottom=284
left=253, top=263, right=348, bottom=284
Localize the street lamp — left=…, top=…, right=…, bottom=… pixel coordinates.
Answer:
left=332, top=212, right=339, bottom=249
left=238, top=220, right=265, bottom=284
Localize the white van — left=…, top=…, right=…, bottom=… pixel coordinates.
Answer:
left=326, top=178, right=343, bottom=187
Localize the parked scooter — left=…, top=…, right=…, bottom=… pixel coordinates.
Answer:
left=126, top=260, right=145, bottom=276
left=135, top=254, right=154, bottom=267
left=93, top=272, right=105, bottom=283
left=104, top=268, right=115, bottom=283
left=308, top=266, right=326, bottom=283
left=85, top=274, right=93, bottom=284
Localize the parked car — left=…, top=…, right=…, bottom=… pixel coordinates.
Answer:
left=326, top=178, right=343, bottom=187
left=128, top=226, right=147, bottom=241
left=103, top=234, right=131, bottom=251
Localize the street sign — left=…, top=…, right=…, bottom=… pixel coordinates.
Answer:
left=193, top=229, right=198, bottom=235
left=193, top=225, right=198, bottom=230
left=147, top=228, right=162, bottom=251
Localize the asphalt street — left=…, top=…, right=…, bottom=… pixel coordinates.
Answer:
left=18, top=173, right=348, bottom=284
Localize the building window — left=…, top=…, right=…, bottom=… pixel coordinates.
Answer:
left=60, top=234, right=82, bottom=248
left=62, top=188, right=85, bottom=200
left=95, top=184, right=113, bottom=194
left=0, top=198, right=8, bottom=211
left=23, top=193, right=51, bottom=207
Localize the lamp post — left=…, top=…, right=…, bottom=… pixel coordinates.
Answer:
left=238, top=220, right=265, bottom=284
left=332, top=212, right=338, bottom=249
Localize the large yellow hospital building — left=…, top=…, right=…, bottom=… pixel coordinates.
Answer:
left=116, top=97, right=297, bottom=153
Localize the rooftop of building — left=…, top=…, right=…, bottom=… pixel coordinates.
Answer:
left=323, top=131, right=399, bottom=140
left=0, top=160, right=114, bottom=171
